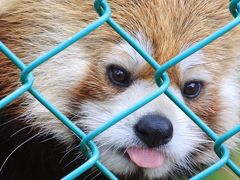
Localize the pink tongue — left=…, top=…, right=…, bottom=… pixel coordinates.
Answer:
left=127, top=148, right=165, bottom=169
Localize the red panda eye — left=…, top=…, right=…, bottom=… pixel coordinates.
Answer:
left=183, top=81, right=203, bottom=99
left=108, top=65, right=131, bottom=87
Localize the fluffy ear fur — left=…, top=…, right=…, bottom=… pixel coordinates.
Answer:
left=0, top=0, right=239, bottom=180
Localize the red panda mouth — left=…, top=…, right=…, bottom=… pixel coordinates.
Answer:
left=126, top=147, right=165, bottom=169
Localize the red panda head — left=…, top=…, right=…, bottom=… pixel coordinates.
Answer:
left=0, top=0, right=239, bottom=179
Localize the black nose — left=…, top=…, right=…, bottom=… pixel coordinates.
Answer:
left=134, top=114, right=173, bottom=148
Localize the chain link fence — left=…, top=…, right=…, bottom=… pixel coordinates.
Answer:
left=0, top=0, right=240, bottom=179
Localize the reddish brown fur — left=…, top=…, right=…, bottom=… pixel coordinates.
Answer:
left=0, top=0, right=239, bottom=179
left=0, top=0, right=239, bottom=144
left=69, top=0, right=239, bottom=133
left=70, top=62, right=123, bottom=103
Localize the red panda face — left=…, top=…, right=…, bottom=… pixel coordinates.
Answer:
left=0, top=0, right=239, bottom=179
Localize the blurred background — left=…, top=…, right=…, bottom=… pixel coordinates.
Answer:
left=207, top=149, right=240, bottom=180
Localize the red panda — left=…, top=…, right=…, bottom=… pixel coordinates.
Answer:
left=0, top=0, right=239, bottom=179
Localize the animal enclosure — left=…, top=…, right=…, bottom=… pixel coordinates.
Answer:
left=0, top=0, right=240, bottom=179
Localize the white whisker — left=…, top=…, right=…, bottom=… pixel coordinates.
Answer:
left=0, top=133, right=39, bottom=173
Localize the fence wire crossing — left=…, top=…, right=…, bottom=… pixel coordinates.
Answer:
left=0, top=0, right=240, bottom=179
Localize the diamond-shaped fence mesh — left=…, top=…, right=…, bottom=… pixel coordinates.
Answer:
left=0, top=0, right=240, bottom=179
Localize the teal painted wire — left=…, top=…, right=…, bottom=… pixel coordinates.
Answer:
left=214, top=125, right=240, bottom=156
left=90, top=1, right=240, bottom=179
left=0, top=0, right=240, bottom=179
left=0, top=43, right=34, bottom=109
left=80, top=4, right=170, bottom=147
left=191, top=146, right=230, bottom=180
left=165, top=89, right=240, bottom=178
left=81, top=2, right=239, bottom=148
left=29, top=82, right=117, bottom=180
left=230, top=0, right=240, bottom=17
left=214, top=125, right=240, bottom=176
left=165, top=89, right=231, bottom=179
left=0, top=81, right=33, bottom=109
left=165, top=90, right=217, bottom=141
left=94, top=161, right=118, bottom=180
left=98, top=18, right=161, bottom=70
left=157, top=15, right=240, bottom=76
left=62, top=142, right=99, bottom=180
left=20, top=0, right=111, bottom=83
left=0, top=1, right=116, bottom=179
left=0, top=42, right=26, bottom=70
left=81, top=1, right=240, bottom=178
left=80, top=74, right=170, bottom=148
left=30, top=88, right=86, bottom=140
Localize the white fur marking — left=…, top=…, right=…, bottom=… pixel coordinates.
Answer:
left=178, top=51, right=205, bottom=73
left=102, top=32, right=154, bottom=74
left=178, top=51, right=212, bottom=82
